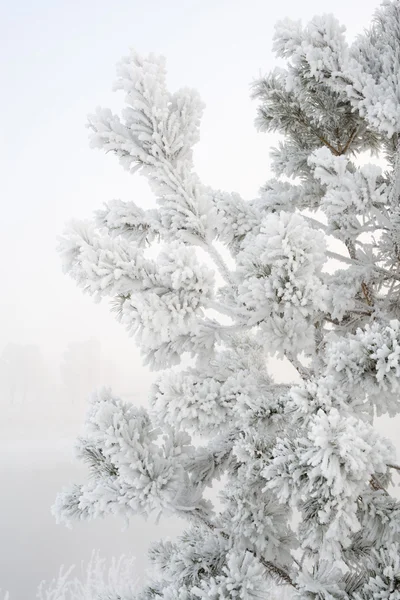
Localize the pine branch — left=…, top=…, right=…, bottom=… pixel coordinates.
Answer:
left=297, top=113, right=357, bottom=158
left=295, top=111, right=342, bottom=156
left=316, top=135, right=341, bottom=156
left=326, top=250, right=355, bottom=265
left=304, top=216, right=329, bottom=232
left=259, top=556, right=298, bottom=588
left=218, top=322, right=260, bottom=335
left=326, top=250, right=400, bottom=283
left=206, top=242, right=235, bottom=286
left=206, top=299, right=238, bottom=320
left=196, top=513, right=299, bottom=589
left=285, top=352, right=311, bottom=380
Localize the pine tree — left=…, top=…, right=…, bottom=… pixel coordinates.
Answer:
left=53, top=2, right=400, bottom=598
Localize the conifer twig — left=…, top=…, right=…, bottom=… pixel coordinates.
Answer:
left=196, top=513, right=299, bottom=589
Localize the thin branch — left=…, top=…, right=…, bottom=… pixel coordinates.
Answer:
left=360, top=282, right=373, bottom=306
left=297, top=114, right=341, bottom=157
left=340, top=127, right=358, bottom=156
left=387, top=463, right=400, bottom=472
left=218, top=322, right=259, bottom=335
left=303, top=216, right=329, bottom=232
left=326, top=250, right=354, bottom=265
left=326, top=250, right=400, bottom=283
left=346, top=307, right=374, bottom=316
left=318, top=136, right=341, bottom=156
left=153, top=154, right=236, bottom=288
left=310, top=125, right=357, bottom=157
left=291, top=556, right=302, bottom=569
left=345, top=239, right=357, bottom=261
left=299, top=550, right=308, bottom=570
left=207, top=242, right=236, bottom=286
left=389, top=139, right=400, bottom=207
left=374, top=266, right=400, bottom=282
left=206, top=299, right=238, bottom=320
left=370, top=475, right=389, bottom=495
left=259, top=557, right=298, bottom=588
left=285, top=352, right=311, bottom=380
left=345, top=239, right=374, bottom=308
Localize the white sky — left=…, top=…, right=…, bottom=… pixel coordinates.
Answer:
left=1, top=0, right=381, bottom=386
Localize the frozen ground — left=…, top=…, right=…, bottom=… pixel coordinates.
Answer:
left=0, top=439, right=182, bottom=600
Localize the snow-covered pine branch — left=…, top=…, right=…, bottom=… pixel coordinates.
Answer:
left=55, top=2, right=400, bottom=598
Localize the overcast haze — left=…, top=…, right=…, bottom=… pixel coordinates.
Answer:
left=0, top=0, right=389, bottom=598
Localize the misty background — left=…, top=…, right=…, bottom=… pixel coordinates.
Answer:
left=1, top=0, right=390, bottom=598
